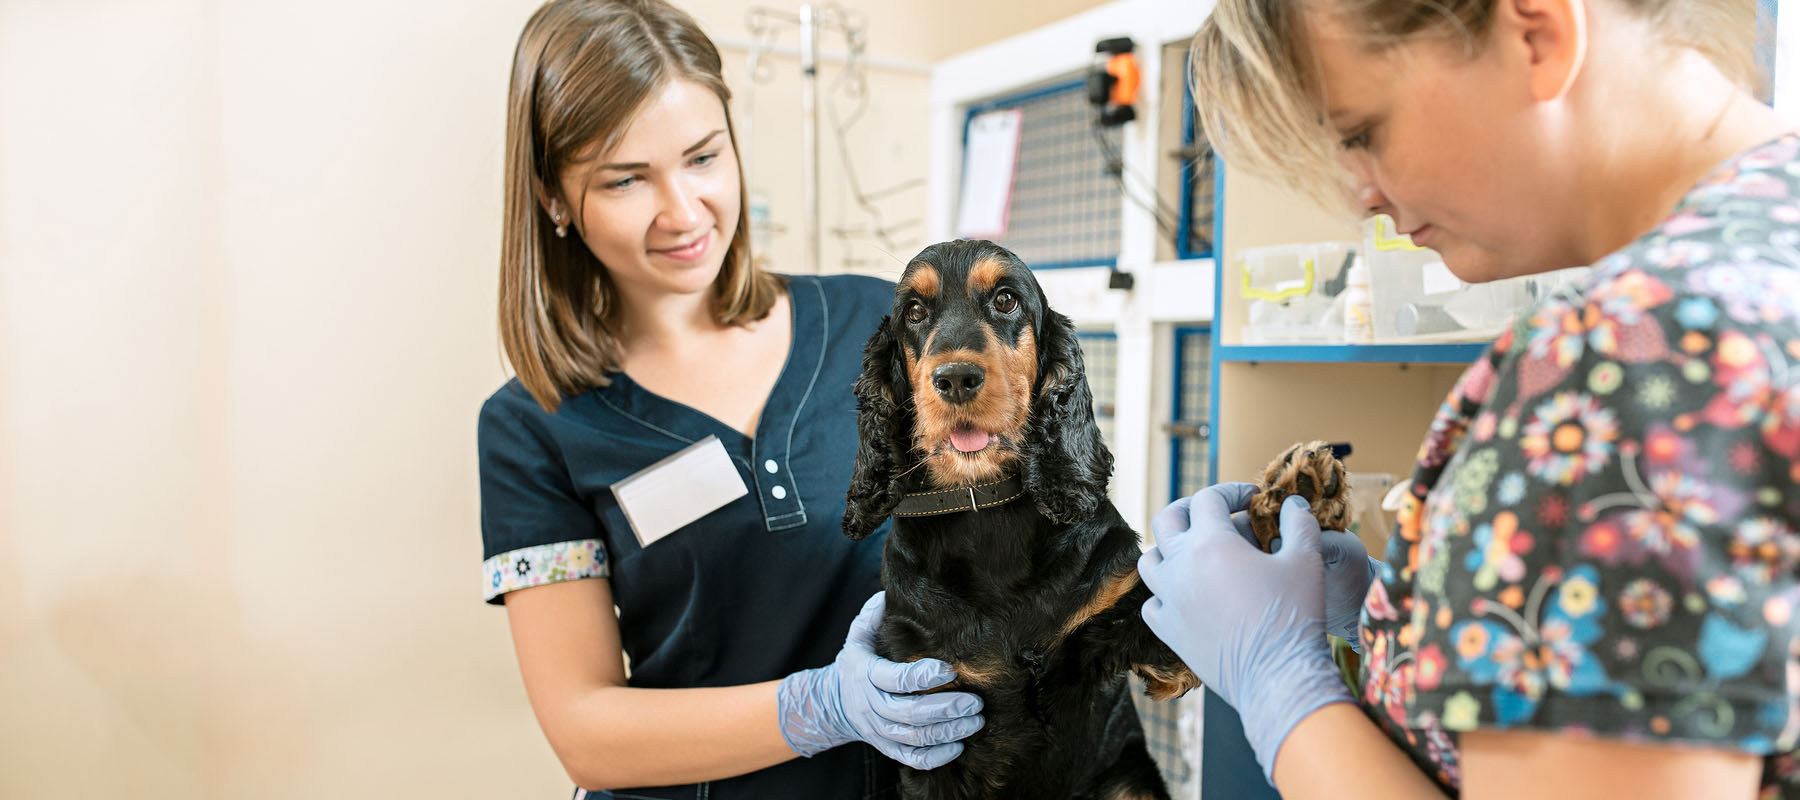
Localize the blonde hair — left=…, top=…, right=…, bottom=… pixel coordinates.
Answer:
left=1190, top=0, right=1762, bottom=205
left=500, top=0, right=781, bottom=412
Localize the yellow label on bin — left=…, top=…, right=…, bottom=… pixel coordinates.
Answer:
left=1241, top=257, right=1316, bottom=302
left=1371, top=215, right=1428, bottom=252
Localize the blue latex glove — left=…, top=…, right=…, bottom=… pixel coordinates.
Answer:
left=1139, top=483, right=1354, bottom=783
left=1157, top=490, right=1381, bottom=653
left=777, top=592, right=986, bottom=769
left=1315, top=526, right=1377, bottom=653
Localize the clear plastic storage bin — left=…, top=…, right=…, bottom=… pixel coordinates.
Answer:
left=1361, top=215, right=1549, bottom=342
left=1237, top=240, right=1359, bottom=344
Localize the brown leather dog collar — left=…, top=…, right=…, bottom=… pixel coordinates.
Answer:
left=892, top=473, right=1026, bottom=517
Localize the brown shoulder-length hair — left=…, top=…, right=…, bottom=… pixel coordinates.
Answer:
left=500, top=0, right=781, bottom=412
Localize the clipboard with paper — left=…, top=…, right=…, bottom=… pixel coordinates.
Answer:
left=954, top=108, right=1024, bottom=240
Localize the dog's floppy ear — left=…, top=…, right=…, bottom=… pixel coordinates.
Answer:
left=843, top=316, right=914, bottom=540
left=1023, top=309, right=1112, bottom=525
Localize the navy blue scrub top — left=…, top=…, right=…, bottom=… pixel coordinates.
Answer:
left=478, top=274, right=900, bottom=800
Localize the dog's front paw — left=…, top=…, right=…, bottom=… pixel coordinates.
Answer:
left=1135, top=663, right=1201, bottom=701
left=1247, top=440, right=1353, bottom=551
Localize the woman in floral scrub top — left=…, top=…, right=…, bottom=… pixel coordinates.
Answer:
left=1362, top=134, right=1800, bottom=795
left=1134, top=0, right=1800, bottom=798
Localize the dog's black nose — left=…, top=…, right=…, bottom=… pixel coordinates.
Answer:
left=932, top=362, right=985, bottom=404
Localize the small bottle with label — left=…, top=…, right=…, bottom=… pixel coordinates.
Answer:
left=1342, top=255, right=1374, bottom=344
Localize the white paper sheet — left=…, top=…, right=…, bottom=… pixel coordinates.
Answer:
left=954, top=108, right=1024, bottom=239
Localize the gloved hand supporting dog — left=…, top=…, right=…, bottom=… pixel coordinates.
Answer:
left=777, top=592, right=986, bottom=770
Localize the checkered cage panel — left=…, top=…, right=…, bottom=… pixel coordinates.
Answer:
left=1122, top=327, right=1217, bottom=797
left=1183, top=147, right=1216, bottom=258
left=1130, top=677, right=1196, bottom=792
left=965, top=78, right=1124, bottom=268
left=1173, top=328, right=1213, bottom=500
left=1076, top=332, right=1118, bottom=449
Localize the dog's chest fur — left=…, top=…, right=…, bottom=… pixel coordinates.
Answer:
left=873, top=499, right=1144, bottom=797
left=877, top=502, right=1118, bottom=660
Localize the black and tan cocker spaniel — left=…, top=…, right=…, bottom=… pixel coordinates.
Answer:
left=843, top=239, right=1197, bottom=800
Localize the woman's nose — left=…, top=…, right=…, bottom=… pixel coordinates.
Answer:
left=1338, top=150, right=1392, bottom=218
left=656, top=179, right=704, bottom=231
left=1355, top=182, right=1392, bottom=219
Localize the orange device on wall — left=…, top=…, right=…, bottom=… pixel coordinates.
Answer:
left=1087, top=37, right=1139, bottom=127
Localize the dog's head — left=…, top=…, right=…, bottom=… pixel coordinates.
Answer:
left=842, top=240, right=1112, bottom=539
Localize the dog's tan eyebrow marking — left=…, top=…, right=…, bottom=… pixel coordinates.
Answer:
left=1057, top=568, right=1140, bottom=642
left=904, top=264, right=940, bottom=297
left=969, top=258, right=1007, bottom=294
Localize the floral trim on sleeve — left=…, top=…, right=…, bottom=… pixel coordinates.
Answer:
left=483, top=539, right=609, bottom=602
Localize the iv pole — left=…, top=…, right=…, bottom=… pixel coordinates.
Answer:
left=743, top=5, right=826, bottom=274
left=740, top=4, right=922, bottom=273
left=798, top=5, right=820, bottom=276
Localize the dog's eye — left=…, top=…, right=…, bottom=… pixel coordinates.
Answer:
left=992, top=290, right=1018, bottom=314
left=904, top=301, right=928, bottom=325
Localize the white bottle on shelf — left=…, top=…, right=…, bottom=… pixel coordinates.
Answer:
left=1342, top=255, right=1374, bottom=344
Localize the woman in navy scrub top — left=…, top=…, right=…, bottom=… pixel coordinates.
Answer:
left=478, top=2, right=983, bottom=797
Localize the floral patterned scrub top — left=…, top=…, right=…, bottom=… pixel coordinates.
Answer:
left=1360, top=133, right=1800, bottom=797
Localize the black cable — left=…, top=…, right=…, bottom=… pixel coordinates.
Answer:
left=1089, top=122, right=1181, bottom=237
left=822, top=13, right=921, bottom=255
left=1090, top=122, right=1182, bottom=242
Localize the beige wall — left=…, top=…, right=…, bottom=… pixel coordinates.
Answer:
left=0, top=0, right=1102, bottom=797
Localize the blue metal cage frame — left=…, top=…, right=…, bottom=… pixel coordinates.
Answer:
left=1167, top=325, right=1214, bottom=503
left=1175, top=53, right=1217, bottom=262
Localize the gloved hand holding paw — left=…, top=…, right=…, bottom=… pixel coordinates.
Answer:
left=1155, top=484, right=1381, bottom=652
left=1140, top=483, right=1354, bottom=782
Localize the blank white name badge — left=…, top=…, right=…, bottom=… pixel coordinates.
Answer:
left=610, top=435, right=749, bottom=548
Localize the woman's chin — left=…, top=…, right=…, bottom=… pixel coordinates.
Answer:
left=668, top=262, right=726, bottom=294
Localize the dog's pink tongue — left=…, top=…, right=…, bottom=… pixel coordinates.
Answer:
left=949, top=425, right=991, bottom=453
